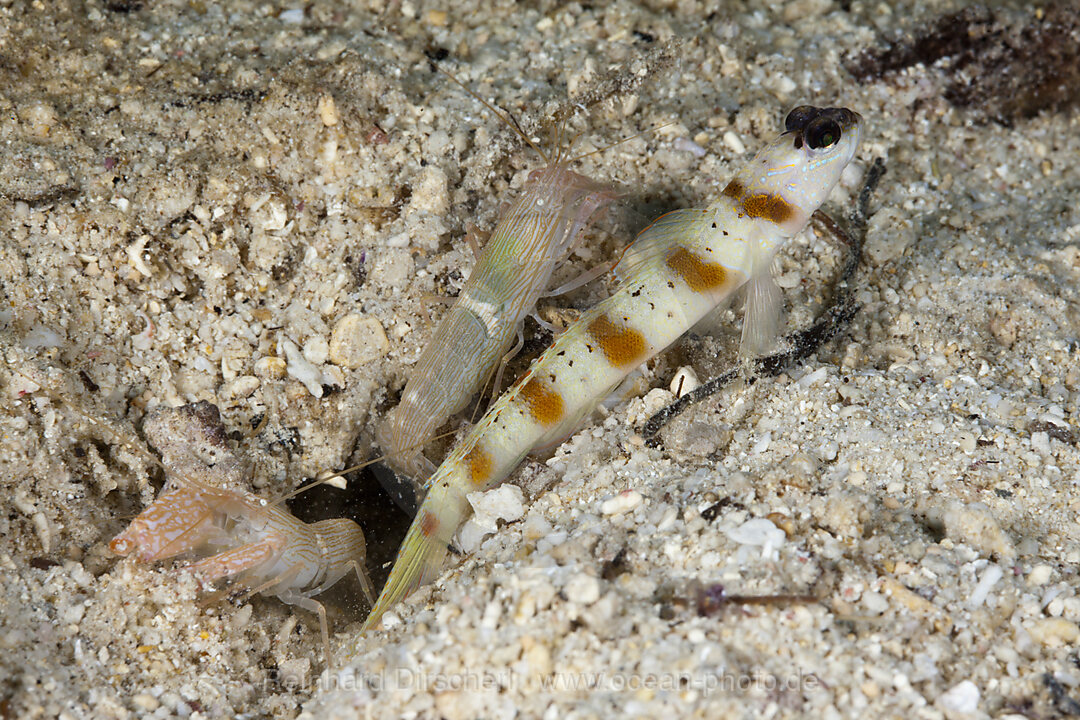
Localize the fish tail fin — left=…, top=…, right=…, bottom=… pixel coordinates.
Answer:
left=362, top=486, right=469, bottom=630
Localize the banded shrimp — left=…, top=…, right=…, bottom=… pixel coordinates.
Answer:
left=109, top=401, right=375, bottom=667
left=6, top=365, right=376, bottom=667
left=363, top=105, right=865, bottom=629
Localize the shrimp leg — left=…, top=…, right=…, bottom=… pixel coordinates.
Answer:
left=188, top=537, right=280, bottom=584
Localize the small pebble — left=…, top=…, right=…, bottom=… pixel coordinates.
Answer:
left=819, top=440, right=839, bottom=461
left=935, top=500, right=1016, bottom=560
left=968, top=564, right=1002, bottom=607
left=763, top=72, right=796, bottom=97
left=862, top=590, right=889, bottom=615
left=564, top=573, right=600, bottom=605
left=1027, top=564, right=1053, bottom=586
left=937, top=680, right=979, bottom=714
left=408, top=166, right=450, bottom=215
left=669, top=366, right=700, bottom=397
left=865, top=206, right=915, bottom=266
left=277, top=658, right=311, bottom=686
left=254, top=355, right=287, bottom=380
left=600, top=490, right=642, bottom=515
left=279, top=7, right=305, bottom=23
left=303, top=336, right=329, bottom=365
left=726, top=518, right=785, bottom=553
left=329, top=314, right=389, bottom=368
left=1027, top=618, right=1080, bottom=646
left=317, top=94, right=340, bottom=127
left=220, top=375, right=260, bottom=401
left=460, top=485, right=525, bottom=553
left=798, top=366, right=828, bottom=388
left=230, top=604, right=253, bottom=632
left=723, top=130, right=745, bottom=154
left=132, top=693, right=160, bottom=712
left=673, top=136, right=707, bottom=158
left=279, top=337, right=327, bottom=397
left=60, top=602, right=85, bottom=625
left=467, top=485, right=525, bottom=531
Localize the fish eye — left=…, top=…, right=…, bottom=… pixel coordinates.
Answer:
left=805, top=117, right=841, bottom=149
left=785, top=105, right=817, bottom=133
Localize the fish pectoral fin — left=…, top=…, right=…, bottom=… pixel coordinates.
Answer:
left=370, top=462, right=426, bottom=515
left=738, top=249, right=783, bottom=361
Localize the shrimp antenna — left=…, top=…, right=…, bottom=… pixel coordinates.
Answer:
left=437, top=64, right=550, bottom=164
left=565, top=121, right=675, bottom=165
left=552, top=119, right=572, bottom=165
left=440, top=65, right=671, bottom=172
left=560, top=125, right=587, bottom=165
left=268, top=427, right=462, bottom=507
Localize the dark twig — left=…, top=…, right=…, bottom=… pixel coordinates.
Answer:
left=696, top=582, right=819, bottom=617
left=642, top=158, right=886, bottom=443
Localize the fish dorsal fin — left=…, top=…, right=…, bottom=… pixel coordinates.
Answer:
left=613, top=208, right=713, bottom=284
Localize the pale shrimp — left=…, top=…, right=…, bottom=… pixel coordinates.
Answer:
left=110, top=402, right=374, bottom=665
left=376, top=74, right=619, bottom=486
left=363, top=105, right=864, bottom=629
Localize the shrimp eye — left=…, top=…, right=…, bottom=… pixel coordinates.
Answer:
left=785, top=105, right=818, bottom=132
left=805, top=117, right=841, bottom=149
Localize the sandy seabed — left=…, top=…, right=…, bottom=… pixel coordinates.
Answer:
left=2, top=1, right=1079, bottom=718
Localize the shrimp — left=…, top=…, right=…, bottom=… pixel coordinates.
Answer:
left=110, top=402, right=374, bottom=666
left=376, top=75, right=617, bottom=487
left=363, top=105, right=864, bottom=629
